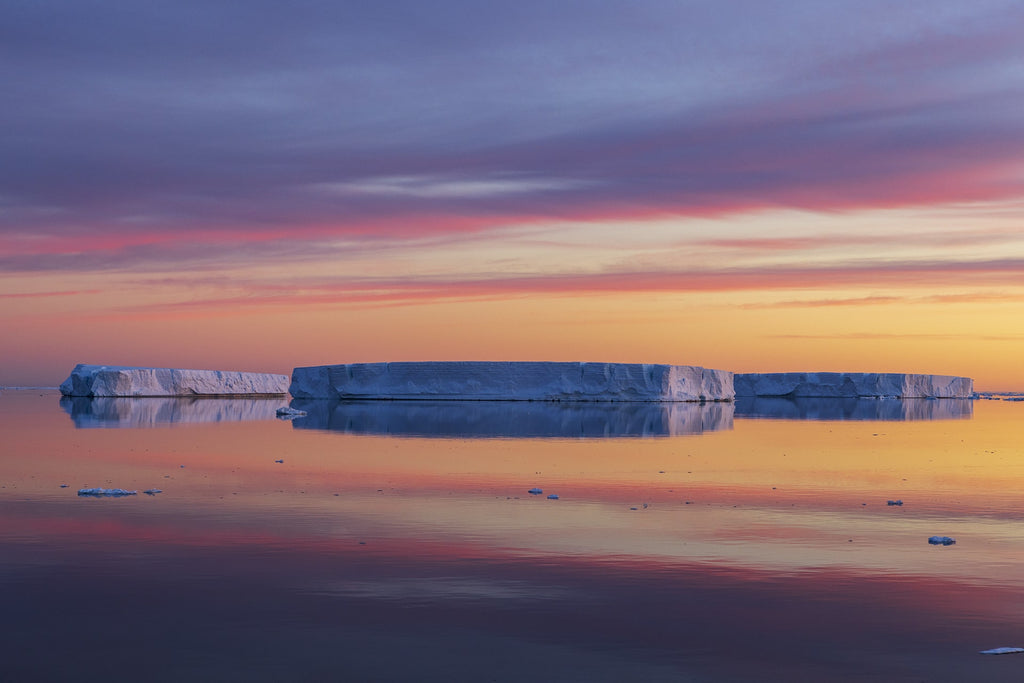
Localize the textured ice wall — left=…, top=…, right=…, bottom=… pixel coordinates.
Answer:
left=290, top=362, right=734, bottom=401
left=733, top=372, right=973, bottom=398
left=60, top=364, right=290, bottom=397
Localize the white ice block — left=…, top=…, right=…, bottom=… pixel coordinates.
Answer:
left=290, top=362, right=734, bottom=402
left=60, top=364, right=290, bottom=397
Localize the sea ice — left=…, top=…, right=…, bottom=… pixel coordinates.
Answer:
left=547, top=494, right=559, bottom=500
left=528, top=488, right=543, bottom=495
left=980, top=647, right=1024, bottom=655
left=887, top=500, right=903, bottom=506
left=928, top=536, right=956, bottom=545
left=78, top=488, right=138, bottom=497
left=276, top=406, right=307, bottom=419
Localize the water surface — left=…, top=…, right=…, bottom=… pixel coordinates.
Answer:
left=3, top=390, right=1024, bottom=681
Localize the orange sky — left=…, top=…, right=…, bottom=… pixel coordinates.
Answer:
left=3, top=4, right=1024, bottom=388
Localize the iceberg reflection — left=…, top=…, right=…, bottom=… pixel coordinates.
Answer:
left=61, top=396, right=285, bottom=427
left=289, top=399, right=734, bottom=438
left=734, top=396, right=974, bottom=421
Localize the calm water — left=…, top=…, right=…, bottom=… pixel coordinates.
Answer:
left=3, top=389, right=1024, bottom=682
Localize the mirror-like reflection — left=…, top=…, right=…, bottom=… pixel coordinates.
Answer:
left=290, top=399, right=734, bottom=437
left=61, top=395, right=286, bottom=427
left=734, top=396, right=974, bottom=421
left=5, top=390, right=1024, bottom=682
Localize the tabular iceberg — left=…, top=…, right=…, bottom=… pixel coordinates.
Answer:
left=289, top=362, right=734, bottom=402
left=60, top=364, right=290, bottom=397
left=733, top=372, right=973, bottom=398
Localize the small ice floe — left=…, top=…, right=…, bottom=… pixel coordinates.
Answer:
left=78, top=488, right=137, bottom=497
left=276, top=406, right=307, bottom=420
left=528, top=488, right=543, bottom=495
left=980, top=647, right=1024, bottom=655
left=547, top=494, right=559, bottom=500
left=928, top=536, right=956, bottom=545
left=887, top=500, right=903, bottom=506
left=274, top=459, right=284, bottom=464
left=143, top=489, right=163, bottom=495
left=59, top=484, right=69, bottom=488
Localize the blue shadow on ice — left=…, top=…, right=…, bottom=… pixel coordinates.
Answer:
left=733, top=396, right=974, bottom=421
left=60, top=396, right=285, bottom=427
left=288, top=399, right=734, bottom=438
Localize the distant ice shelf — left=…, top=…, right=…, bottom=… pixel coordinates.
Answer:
left=60, top=364, right=290, bottom=397
left=734, top=372, right=973, bottom=398
left=289, top=362, right=734, bottom=402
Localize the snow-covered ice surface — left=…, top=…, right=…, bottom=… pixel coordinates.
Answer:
left=60, top=364, right=290, bottom=397
left=289, top=362, right=733, bottom=401
left=734, top=372, right=973, bottom=398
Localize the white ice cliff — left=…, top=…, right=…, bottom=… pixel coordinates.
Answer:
left=289, top=362, right=734, bottom=401
left=60, top=364, right=290, bottom=397
left=733, top=372, right=973, bottom=398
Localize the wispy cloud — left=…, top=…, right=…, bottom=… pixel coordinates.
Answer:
left=318, top=174, right=592, bottom=199
left=0, top=289, right=99, bottom=299
left=110, top=257, right=1024, bottom=314
left=2, top=1, right=1023, bottom=248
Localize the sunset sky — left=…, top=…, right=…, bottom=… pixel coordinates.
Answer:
left=2, top=0, right=1024, bottom=388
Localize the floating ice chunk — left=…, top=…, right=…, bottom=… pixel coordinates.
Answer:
left=928, top=536, right=956, bottom=545
left=59, top=484, right=69, bottom=488
left=887, top=500, right=903, bottom=506
left=274, top=459, right=284, bottom=463
left=276, top=406, right=307, bottom=419
left=547, top=494, right=559, bottom=500
left=528, top=488, right=543, bottom=495
left=143, top=489, right=163, bottom=495
left=980, top=647, right=1024, bottom=655
left=78, top=488, right=137, bottom=497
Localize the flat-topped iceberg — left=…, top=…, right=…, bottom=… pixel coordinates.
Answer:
left=734, top=372, right=973, bottom=398
left=60, top=364, right=290, bottom=397
left=289, top=362, right=734, bottom=402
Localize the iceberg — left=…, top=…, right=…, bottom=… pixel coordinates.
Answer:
left=289, top=362, right=733, bottom=402
left=734, top=372, right=973, bottom=398
left=60, top=364, right=290, bottom=397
